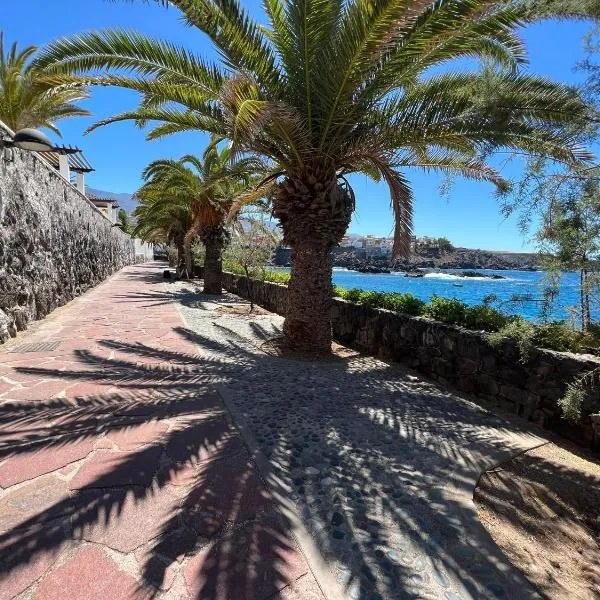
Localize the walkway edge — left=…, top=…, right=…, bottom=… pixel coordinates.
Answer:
left=217, top=384, right=346, bottom=600
left=171, top=288, right=345, bottom=599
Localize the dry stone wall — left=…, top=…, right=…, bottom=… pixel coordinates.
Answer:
left=222, top=271, right=600, bottom=449
left=0, top=135, right=135, bottom=342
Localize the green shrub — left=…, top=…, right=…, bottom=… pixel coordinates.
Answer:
left=490, top=318, right=580, bottom=359
left=356, top=290, right=387, bottom=308
left=333, top=285, right=345, bottom=297
left=463, top=305, right=509, bottom=332
left=532, top=321, right=580, bottom=353
left=424, top=296, right=468, bottom=325
left=342, top=288, right=363, bottom=303
left=264, top=271, right=291, bottom=285
left=381, top=293, right=426, bottom=316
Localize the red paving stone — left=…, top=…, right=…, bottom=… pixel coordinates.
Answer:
left=69, top=447, right=162, bottom=490
left=0, top=264, right=311, bottom=600
left=0, top=547, right=58, bottom=600
left=0, top=475, right=70, bottom=533
left=0, top=439, right=95, bottom=487
left=183, top=453, right=273, bottom=537
left=33, top=546, right=150, bottom=600
left=183, top=513, right=308, bottom=600
left=73, top=486, right=181, bottom=553
left=105, top=420, right=170, bottom=451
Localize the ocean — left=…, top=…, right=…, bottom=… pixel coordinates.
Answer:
left=328, top=269, right=581, bottom=321
left=273, top=267, right=587, bottom=322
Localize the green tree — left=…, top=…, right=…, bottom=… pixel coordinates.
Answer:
left=223, top=220, right=281, bottom=311
left=136, top=143, right=264, bottom=292
left=116, top=208, right=133, bottom=234
left=537, top=179, right=600, bottom=332
left=436, top=237, right=454, bottom=253
left=37, top=0, right=594, bottom=352
left=0, top=32, right=89, bottom=133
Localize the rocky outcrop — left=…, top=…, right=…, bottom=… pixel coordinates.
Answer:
left=329, top=247, right=541, bottom=271
left=0, top=126, right=135, bottom=342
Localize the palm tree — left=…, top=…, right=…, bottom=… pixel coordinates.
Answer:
left=133, top=182, right=193, bottom=277
left=0, top=32, right=89, bottom=134
left=136, top=144, right=264, bottom=293
left=37, top=0, right=595, bottom=352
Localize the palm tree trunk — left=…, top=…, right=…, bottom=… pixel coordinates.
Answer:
left=283, top=242, right=333, bottom=352
left=200, top=226, right=227, bottom=295
left=182, top=238, right=193, bottom=280
left=273, top=170, right=354, bottom=354
left=175, top=240, right=187, bottom=278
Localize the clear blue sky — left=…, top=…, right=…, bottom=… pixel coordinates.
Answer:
left=2, top=1, right=595, bottom=250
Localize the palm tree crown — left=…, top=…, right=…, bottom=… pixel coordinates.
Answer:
left=136, top=143, right=265, bottom=291
left=36, top=0, right=597, bottom=350
left=0, top=32, right=90, bottom=134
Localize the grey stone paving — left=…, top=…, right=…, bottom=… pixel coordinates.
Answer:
left=174, top=283, right=545, bottom=600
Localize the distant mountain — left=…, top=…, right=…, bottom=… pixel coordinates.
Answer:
left=86, top=187, right=138, bottom=214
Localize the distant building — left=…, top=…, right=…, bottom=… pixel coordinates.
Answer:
left=87, top=196, right=119, bottom=224
left=43, top=146, right=94, bottom=195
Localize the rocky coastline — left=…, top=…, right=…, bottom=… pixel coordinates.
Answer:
left=330, top=246, right=541, bottom=273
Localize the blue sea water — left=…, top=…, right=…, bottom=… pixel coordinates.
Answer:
left=329, top=269, right=580, bottom=321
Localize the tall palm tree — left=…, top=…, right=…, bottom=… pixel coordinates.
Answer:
left=37, top=0, right=595, bottom=352
left=136, top=144, right=264, bottom=293
left=0, top=32, right=89, bottom=134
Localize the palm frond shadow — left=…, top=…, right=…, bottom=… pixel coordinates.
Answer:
left=2, top=334, right=295, bottom=599
left=3, top=322, right=542, bottom=598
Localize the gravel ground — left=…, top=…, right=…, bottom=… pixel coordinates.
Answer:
left=173, top=281, right=546, bottom=600
left=475, top=441, right=600, bottom=600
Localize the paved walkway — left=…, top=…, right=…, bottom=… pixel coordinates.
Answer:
left=0, top=263, right=545, bottom=599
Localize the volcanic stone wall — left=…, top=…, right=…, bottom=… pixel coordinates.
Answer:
left=0, top=129, right=135, bottom=342
left=222, top=271, right=600, bottom=448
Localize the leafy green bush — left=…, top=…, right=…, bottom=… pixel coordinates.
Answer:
left=356, top=290, right=388, bottom=308
left=463, top=305, right=509, bottom=332
left=532, top=321, right=580, bottom=352
left=333, top=285, right=346, bottom=297
left=263, top=271, right=291, bottom=285
left=342, top=288, right=363, bottom=303
left=424, top=296, right=468, bottom=324
left=490, top=318, right=580, bottom=358
left=380, top=292, right=426, bottom=316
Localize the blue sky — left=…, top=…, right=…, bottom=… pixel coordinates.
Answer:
left=2, top=1, right=595, bottom=250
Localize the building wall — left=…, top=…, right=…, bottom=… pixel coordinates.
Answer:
left=0, top=122, right=136, bottom=342
left=134, top=238, right=154, bottom=262
left=221, top=271, right=600, bottom=449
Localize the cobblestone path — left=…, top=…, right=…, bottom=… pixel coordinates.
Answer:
left=174, top=281, right=545, bottom=600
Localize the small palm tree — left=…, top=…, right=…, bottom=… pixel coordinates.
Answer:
left=37, top=0, right=595, bottom=351
left=136, top=144, right=264, bottom=293
left=133, top=184, right=193, bottom=277
left=0, top=32, right=89, bottom=134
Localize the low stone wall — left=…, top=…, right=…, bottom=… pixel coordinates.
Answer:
left=222, top=272, right=600, bottom=448
left=0, top=126, right=136, bottom=342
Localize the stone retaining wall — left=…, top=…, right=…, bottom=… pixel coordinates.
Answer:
left=0, top=124, right=136, bottom=342
left=222, top=271, right=600, bottom=448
